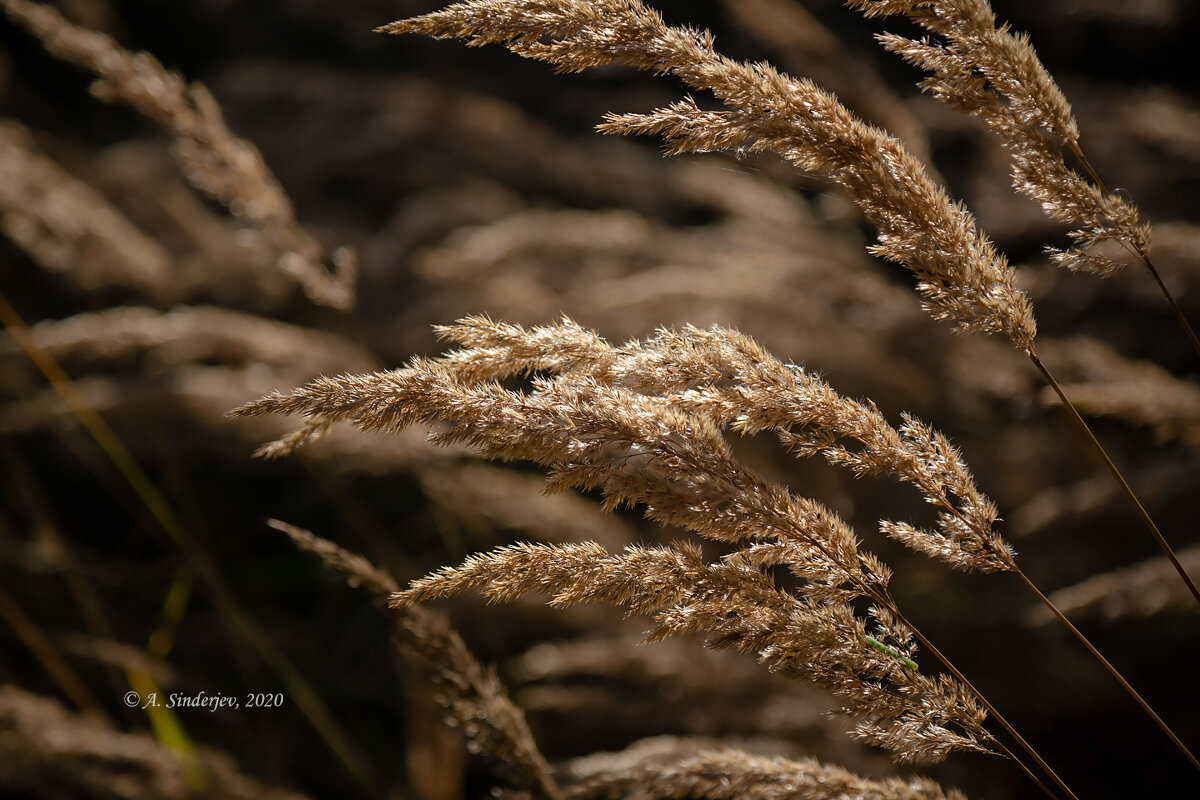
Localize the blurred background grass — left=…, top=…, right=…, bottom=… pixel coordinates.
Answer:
left=2, top=1, right=1199, bottom=798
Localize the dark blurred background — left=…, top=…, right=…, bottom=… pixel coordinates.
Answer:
left=2, top=1, right=1199, bottom=798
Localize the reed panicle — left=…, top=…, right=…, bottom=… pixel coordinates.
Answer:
left=242, top=316, right=1200, bottom=780
left=719, top=0, right=934, bottom=166
left=3, top=0, right=1197, bottom=796
left=435, top=316, right=1015, bottom=573
left=842, top=0, right=1200, bottom=609
left=395, top=541, right=997, bottom=765
left=853, top=0, right=1200, bottom=362
left=849, top=0, right=1149, bottom=276
left=377, top=0, right=1037, bottom=351
left=234, top=318, right=1019, bottom=764
left=566, top=747, right=968, bottom=800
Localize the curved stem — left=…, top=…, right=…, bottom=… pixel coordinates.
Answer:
left=1016, top=569, right=1200, bottom=771
left=1027, top=348, right=1200, bottom=607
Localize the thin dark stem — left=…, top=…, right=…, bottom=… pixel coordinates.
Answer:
left=1140, top=251, right=1200, bottom=361
left=1069, top=138, right=1199, bottom=360
left=1027, top=348, right=1200, bottom=607
left=1067, top=139, right=1109, bottom=196
left=1015, top=568, right=1200, bottom=772
left=994, top=740, right=1063, bottom=800
left=901, top=420, right=1199, bottom=771
left=888, top=604, right=1080, bottom=800
left=777, top=515, right=1073, bottom=796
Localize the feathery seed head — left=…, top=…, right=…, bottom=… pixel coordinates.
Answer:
left=380, top=0, right=1038, bottom=348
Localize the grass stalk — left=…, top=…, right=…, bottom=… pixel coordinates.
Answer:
left=798, top=523, right=1072, bottom=796
left=1014, top=568, right=1200, bottom=772
left=1065, top=139, right=1200, bottom=360
left=804, top=516, right=1076, bottom=797
left=928, top=470, right=1199, bottom=772
left=1026, top=347, right=1200, bottom=608
left=1139, top=252, right=1200, bottom=361
left=776, top=523, right=1060, bottom=793
left=886, top=604, right=1078, bottom=800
